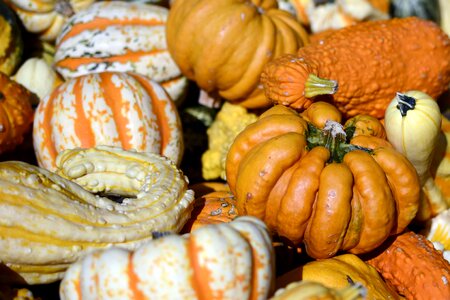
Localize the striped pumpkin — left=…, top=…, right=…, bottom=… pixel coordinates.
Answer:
left=33, top=71, right=183, bottom=171
left=4, top=0, right=95, bottom=42
left=54, top=1, right=187, bottom=104
left=60, top=216, right=275, bottom=300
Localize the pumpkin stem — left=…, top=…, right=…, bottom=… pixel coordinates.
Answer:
left=55, top=0, right=75, bottom=17
left=396, top=92, right=416, bottom=116
left=304, top=74, right=338, bottom=98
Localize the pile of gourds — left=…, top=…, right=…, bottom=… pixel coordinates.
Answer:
left=1, top=0, right=450, bottom=299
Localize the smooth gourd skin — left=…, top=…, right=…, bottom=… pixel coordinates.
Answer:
left=366, top=231, right=450, bottom=300
left=33, top=71, right=184, bottom=171
left=226, top=104, right=420, bottom=258
left=60, top=217, right=275, bottom=300
left=166, top=0, right=309, bottom=108
left=0, top=72, right=34, bottom=154
left=261, top=17, right=450, bottom=118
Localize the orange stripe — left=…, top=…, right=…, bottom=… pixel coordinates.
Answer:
left=60, top=17, right=165, bottom=42
left=100, top=72, right=133, bottom=149
left=75, top=278, right=82, bottom=300
left=128, top=252, right=146, bottom=300
left=188, top=238, right=213, bottom=300
left=73, top=78, right=95, bottom=147
left=133, top=74, right=173, bottom=154
left=55, top=50, right=165, bottom=72
left=40, top=87, right=60, bottom=165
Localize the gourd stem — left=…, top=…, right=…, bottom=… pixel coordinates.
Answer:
left=305, top=74, right=338, bottom=98
left=338, top=283, right=367, bottom=300
left=396, top=92, right=416, bottom=117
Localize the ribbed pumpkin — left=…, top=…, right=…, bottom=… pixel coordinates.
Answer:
left=33, top=71, right=183, bottom=171
left=0, top=72, right=34, bottom=155
left=0, top=146, right=195, bottom=284
left=54, top=1, right=187, bottom=103
left=166, top=0, right=310, bottom=109
left=0, top=0, right=22, bottom=76
left=60, top=216, right=275, bottom=300
left=4, top=0, right=96, bottom=41
left=226, top=103, right=420, bottom=258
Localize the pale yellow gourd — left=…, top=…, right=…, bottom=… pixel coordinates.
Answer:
left=384, top=90, right=446, bottom=220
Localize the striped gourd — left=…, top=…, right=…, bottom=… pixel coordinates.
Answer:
left=4, top=0, right=96, bottom=42
left=54, top=1, right=187, bottom=103
left=60, top=216, right=274, bottom=300
left=0, top=0, right=22, bottom=75
left=33, top=71, right=184, bottom=171
left=0, top=146, right=194, bottom=285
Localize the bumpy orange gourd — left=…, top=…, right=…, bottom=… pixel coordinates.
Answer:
left=226, top=103, right=420, bottom=258
left=0, top=72, right=34, bottom=155
left=166, top=0, right=310, bottom=109
left=261, top=17, right=450, bottom=118
left=366, top=231, right=450, bottom=300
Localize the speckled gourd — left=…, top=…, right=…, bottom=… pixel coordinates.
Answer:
left=0, top=146, right=194, bottom=285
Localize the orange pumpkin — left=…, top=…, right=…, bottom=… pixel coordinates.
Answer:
left=33, top=71, right=183, bottom=171
left=365, top=231, right=450, bottom=300
left=166, top=0, right=310, bottom=109
left=0, top=72, right=34, bottom=155
left=226, top=103, right=420, bottom=258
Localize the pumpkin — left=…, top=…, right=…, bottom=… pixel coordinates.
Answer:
left=276, top=254, right=400, bottom=299
left=0, top=72, right=35, bottom=155
left=0, top=146, right=195, bottom=284
left=0, top=0, right=22, bottom=76
left=261, top=17, right=450, bottom=118
left=181, top=189, right=238, bottom=233
left=53, top=1, right=187, bottom=104
left=385, top=91, right=446, bottom=221
left=4, top=0, right=96, bottom=42
left=12, top=57, right=64, bottom=104
left=59, top=216, right=275, bottom=300
left=33, top=71, right=183, bottom=171
left=225, top=103, right=420, bottom=258
left=271, top=280, right=366, bottom=300
left=365, top=231, right=450, bottom=300
left=166, top=0, right=310, bottom=109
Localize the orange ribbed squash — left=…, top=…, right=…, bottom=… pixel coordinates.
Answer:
left=0, top=72, right=34, bottom=155
left=33, top=71, right=183, bottom=171
left=226, top=103, right=420, bottom=258
left=261, top=17, right=450, bottom=118
left=166, top=0, right=309, bottom=109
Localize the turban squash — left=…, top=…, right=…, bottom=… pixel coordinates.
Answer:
left=54, top=1, right=187, bottom=103
left=166, top=0, right=310, bottom=109
left=60, top=216, right=275, bottom=300
left=33, top=71, right=183, bottom=171
left=226, top=103, right=420, bottom=259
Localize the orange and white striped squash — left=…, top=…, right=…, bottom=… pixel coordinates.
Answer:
left=54, top=1, right=187, bottom=104
left=33, top=71, right=183, bottom=171
left=60, top=216, right=275, bottom=300
left=4, top=0, right=96, bottom=41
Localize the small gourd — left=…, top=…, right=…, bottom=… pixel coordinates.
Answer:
left=384, top=91, right=446, bottom=220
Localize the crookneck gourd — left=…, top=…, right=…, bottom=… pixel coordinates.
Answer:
left=0, top=146, right=194, bottom=285
left=166, top=0, right=310, bottom=109
left=226, top=103, right=420, bottom=259
left=261, top=17, right=450, bottom=118
left=60, top=216, right=275, bottom=300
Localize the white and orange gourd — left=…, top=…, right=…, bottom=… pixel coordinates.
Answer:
left=53, top=1, right=187, bottom=103
left=60, top=216, right=275, bottom=300
left=33, top=71, right=184, bottom=171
